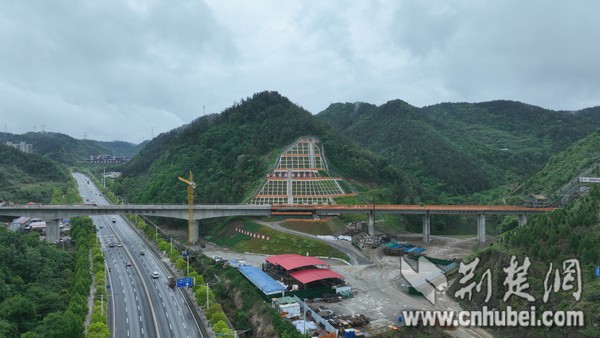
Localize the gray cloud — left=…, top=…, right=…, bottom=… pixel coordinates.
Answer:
left=1, top=0, right=599, bottom=142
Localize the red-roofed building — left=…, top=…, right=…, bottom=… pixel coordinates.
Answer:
left=266, top=254, right=330, bottom=270
left=264, top=254, right=345, bottom=291
left=289, top=269, right=344, bottom=284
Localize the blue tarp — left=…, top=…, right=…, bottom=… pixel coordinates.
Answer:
left=384, top=240, right=425, bottom=254
left=239, top=266, right=287, bottom=296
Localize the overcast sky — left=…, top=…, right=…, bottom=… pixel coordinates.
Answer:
left=1, top=1, right=599, bottom=143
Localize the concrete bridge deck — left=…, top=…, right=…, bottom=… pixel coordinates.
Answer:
left=0, top=203, right=555, bottom=244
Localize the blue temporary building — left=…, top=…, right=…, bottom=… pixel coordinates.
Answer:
left=239, top=265, right=287, bottom=296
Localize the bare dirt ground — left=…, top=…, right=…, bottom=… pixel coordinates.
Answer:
left=198, top=226, right=496, bottom=338
left=391, top=233, right=494, bottom=260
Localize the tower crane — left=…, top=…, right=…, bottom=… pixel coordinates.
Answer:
left=178, top=171, right=196, bottom=244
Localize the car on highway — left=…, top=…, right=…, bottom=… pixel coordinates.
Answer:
left=126, top=261, right=132, bottom=267
left=151, top=271, right=159, bottom=279
left=109, top=242, right=115, bottom=247
left=117, top=243, right=122, bottom=247
left=112, top=216, right=116, bottom=223
left=139, top=250, right=145, bottom=256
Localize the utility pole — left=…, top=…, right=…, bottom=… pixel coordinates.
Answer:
left=206, top=283, right=210, bottom=310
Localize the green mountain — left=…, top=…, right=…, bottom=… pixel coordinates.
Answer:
left=0, top=132, right=139, bottom=165
left=456, top=194, right=600, bottom=337
left=445, top=130, right=600, bottom=337
left=116, top=91, right=420, bottom=204
left=518, top=128, right=600, bottom=200
left=0, top=143, right=70, bottom=203
left=318, top=100, right=600, bottom=202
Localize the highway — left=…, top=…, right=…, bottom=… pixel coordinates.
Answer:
left=73, top=173, right=206, bottom=338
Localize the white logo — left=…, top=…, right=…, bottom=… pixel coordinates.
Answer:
left=400, top=256, right=448, bottom=305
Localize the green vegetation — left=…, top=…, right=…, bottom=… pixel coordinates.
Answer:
left=517, top=129, right=600, bottom=199
left=0, top=132, right=139, bottom=166
left=211, top=220, right=349, bottom=260
left=280, top=219, right=343, bottom=236
left=0, top=224, right=82, bottom=337
left=0, top=143, right=72, bottom=203
left=115, top=91, right=419, bottom=206
left=451, top=187, right=600, bottom=337
left=69, top=217, right=110, bottom=338
left=318, top=100, right=600, bottom=203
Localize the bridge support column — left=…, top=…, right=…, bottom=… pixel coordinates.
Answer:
left=188, top=221, right=199, bottom=245
left=477, top=214, right=486, bottom=243
left=367, top=211, right=375, bottom=236
left=518, top=214, right=527, bottom=227
left=286, top=169, right=293, bottom=204
left=422, top=215, right=431, bottom=244
left=46, top=219, right=60, bottom=243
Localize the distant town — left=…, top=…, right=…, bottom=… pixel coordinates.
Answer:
left=88, top=154, right=130, bottom=164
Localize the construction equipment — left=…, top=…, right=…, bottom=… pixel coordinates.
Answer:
left=178, top=171, right=196, bottom=244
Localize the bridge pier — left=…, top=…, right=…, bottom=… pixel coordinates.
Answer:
left=189, top=221, right=199, bottom=245
left=46, top=219, right=60, bottom=243
left=422, top=215, right=431, bottom=244
left=518, top=214, right=527, bottom=227
left=367, top=211, right=374, bottom=236
left=477, top=214, right=486, bottom=243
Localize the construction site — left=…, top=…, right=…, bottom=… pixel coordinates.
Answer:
left=183, top=137, right=494, bottom=337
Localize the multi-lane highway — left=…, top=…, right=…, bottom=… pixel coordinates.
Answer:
left=73, top=173, right=206, bottom=338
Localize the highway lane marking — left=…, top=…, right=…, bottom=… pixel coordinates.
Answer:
left=139, top=315, right=142, bottom=322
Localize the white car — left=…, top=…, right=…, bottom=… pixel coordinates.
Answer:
left=151, top=271, right=159, bottom=279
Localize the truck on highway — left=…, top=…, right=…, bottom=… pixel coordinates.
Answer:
left=167, top=276, right=176, bottom=288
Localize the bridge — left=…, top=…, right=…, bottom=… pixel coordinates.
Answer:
left=0, top=203, right=555, bottom=244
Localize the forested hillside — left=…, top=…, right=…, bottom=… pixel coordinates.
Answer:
left=116, top=91, right=420, bottom=204
left=518, top=128, right=600, bottom=200
left=0, top=143, right=71, bottom=203
left=0, top=132, right=139, bottom=165
left=0, top=228, right=75, bottom=337
left=318, top=100, right=600, bottom=202
left=451, top=187, right=600, bottom=337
